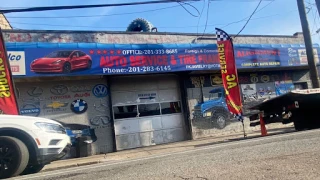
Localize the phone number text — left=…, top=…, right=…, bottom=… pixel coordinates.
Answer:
left=122, top=49, right=178, bottom=55
left=103, top=66, right=172, bottom=74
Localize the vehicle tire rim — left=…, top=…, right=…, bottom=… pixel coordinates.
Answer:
left=64, top=64, right=71, bottom=73
left=0, top=145, right=16, bottom=174
left=217, top=116, right=226, bottom=128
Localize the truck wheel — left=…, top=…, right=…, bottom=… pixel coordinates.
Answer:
left=0, top=136, right=29, bottom=179
left=21, top=164, right=45, bottom=175
left=294, top=120, right=305, bottom=131
left=213, top=112, right=227, bottom=129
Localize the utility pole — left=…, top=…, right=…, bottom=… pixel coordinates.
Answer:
left=316, top=0, right=320, bottom=17
left=297, top=0, right=320, bottom=88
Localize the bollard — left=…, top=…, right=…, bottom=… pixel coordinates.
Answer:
left=259, top=112, right=268, bottom=136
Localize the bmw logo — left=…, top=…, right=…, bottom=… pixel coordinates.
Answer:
left=71, top=99, right=88, bottom=114
left=92, top=84, right=108, bottom=98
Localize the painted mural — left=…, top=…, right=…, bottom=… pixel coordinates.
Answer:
left=15, top=79, right=114, bottom=157
left=186, top=71, right=298, bottom=139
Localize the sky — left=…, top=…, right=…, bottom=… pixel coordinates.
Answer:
left=1, top=0, right=320, bottom=44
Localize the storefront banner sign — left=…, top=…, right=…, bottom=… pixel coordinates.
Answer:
left=236, top=46, right=319, bottom=67
left=0, top=29, right=19, bottom=115
left=7, top=51, right=26, bottom=75
left=5, top=43, right=320, bottom=77
left=216, top=28, right=243, bottom=121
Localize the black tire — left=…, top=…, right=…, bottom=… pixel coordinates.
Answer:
left=87, top=60, right=92, bottom=69
left=294, top=120, right=305, bottom=131
left=20, top=164, right=45, bottom=175
left=0, top=136, right=29, bottom=179
left=62, top=62, right=71, bottom=73
left=212, top=112, right=228, bottom=129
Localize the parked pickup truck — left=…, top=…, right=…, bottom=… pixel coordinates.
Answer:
left=192, top=87, right=233, bottom=129
left=0, top=115, right=71, bottom=179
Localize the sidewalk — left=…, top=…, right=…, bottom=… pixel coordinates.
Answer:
left=42, top=126, right=295, bottom=172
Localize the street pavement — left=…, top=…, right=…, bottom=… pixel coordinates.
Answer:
left=12, top=129, right=320, bottom=180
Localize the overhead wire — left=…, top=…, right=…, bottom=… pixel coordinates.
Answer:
left=5, top=9, right=298, bottom=30
left=210, top=0, right=273, bottom=2
left=196, top=0, right=206, bottom=36
left=177, top=1, right=201, bottom=17
left=0, top=0, right=200, bottom=14
left=0, top=0, right=272, bottom=10
left=234, top=0, right=263, bottom=38
left=219, top=0, right=275, bottom=29
left=5, top=2, right=199, bottom=19
left=310, top=1, right=318, bottom=34
left=201, top=0, right=210, bottom=36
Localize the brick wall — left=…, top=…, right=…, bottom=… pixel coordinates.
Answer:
left=2, top=30, right=304, bottom=44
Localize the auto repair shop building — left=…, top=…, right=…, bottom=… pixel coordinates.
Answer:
left=2, top=29, right=317, bottom=157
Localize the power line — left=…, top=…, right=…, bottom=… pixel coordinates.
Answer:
left=234, top=0, right=263, bottom=38
left=0, top=0, right=200, bottom=14
left=220, top=0, right=275, bottom=29
left=196, top=0, right=206, bottom=36
left=178, top=1, right=201, bottom=17
left=0, top=0, right=273, bottom=10
left=201, top=0, right=210, bottom=35
left=6, top=9, right=297, bottom=30
left=210, top=0, right=272, bottom=1
left=311, top=4, right=318, bottom=34
left=5, top=2, right=198, bottom=19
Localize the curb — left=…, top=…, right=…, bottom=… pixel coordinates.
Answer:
left=42, top=161, right=102, bottom=172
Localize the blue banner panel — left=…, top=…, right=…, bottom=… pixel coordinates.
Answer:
left=5, top=43, right=320, bottom=77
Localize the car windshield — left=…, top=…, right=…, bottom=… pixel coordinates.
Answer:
left=45, top=51, right=73, bottom=58
left=209, top=92, right=221, bottom=101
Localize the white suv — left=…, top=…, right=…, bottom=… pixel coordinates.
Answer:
left=0, top=115, right=71, bottom=179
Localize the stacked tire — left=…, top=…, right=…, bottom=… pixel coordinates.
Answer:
left=126, top=18, right=154, bottom=32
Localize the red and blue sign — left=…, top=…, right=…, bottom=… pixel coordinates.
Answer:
left=5, top=42, right=320, bottom=77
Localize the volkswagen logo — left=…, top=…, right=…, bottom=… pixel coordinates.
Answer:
left=92, top=84, right=108, bottom=98
left=27, top=87, right=43, bottom=97
left=50, top=84, right=68, bottom=95
left=70, top=85, right=91, bottom=92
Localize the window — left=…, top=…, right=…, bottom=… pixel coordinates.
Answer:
left=113, top=105, right=138, bottom=119
left=161, top=102, right=181, bottom=115
left=45, top=51, right=73, bottom=58
left=209, top=92, right=222, bottom=101
left=71, top=51, right=79, bottom=58
left=79, top=51, right=86, bottom=57
left=113, top=102, right=182, bottom=119
left=138, top=103, right=160, bottom=117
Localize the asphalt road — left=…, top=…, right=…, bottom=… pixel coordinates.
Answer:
left=12, top=129, right=320, bottom=180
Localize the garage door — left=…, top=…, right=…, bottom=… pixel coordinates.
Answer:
left=110, top=74, right=186, bottom=150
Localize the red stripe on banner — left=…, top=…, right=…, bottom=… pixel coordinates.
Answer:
left=0, top=28, right=19, bottom=115
left=216, top=29, right=243, bottom=118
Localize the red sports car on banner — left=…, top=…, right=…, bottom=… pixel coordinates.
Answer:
left=30, top=50, right=92, bottom=73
